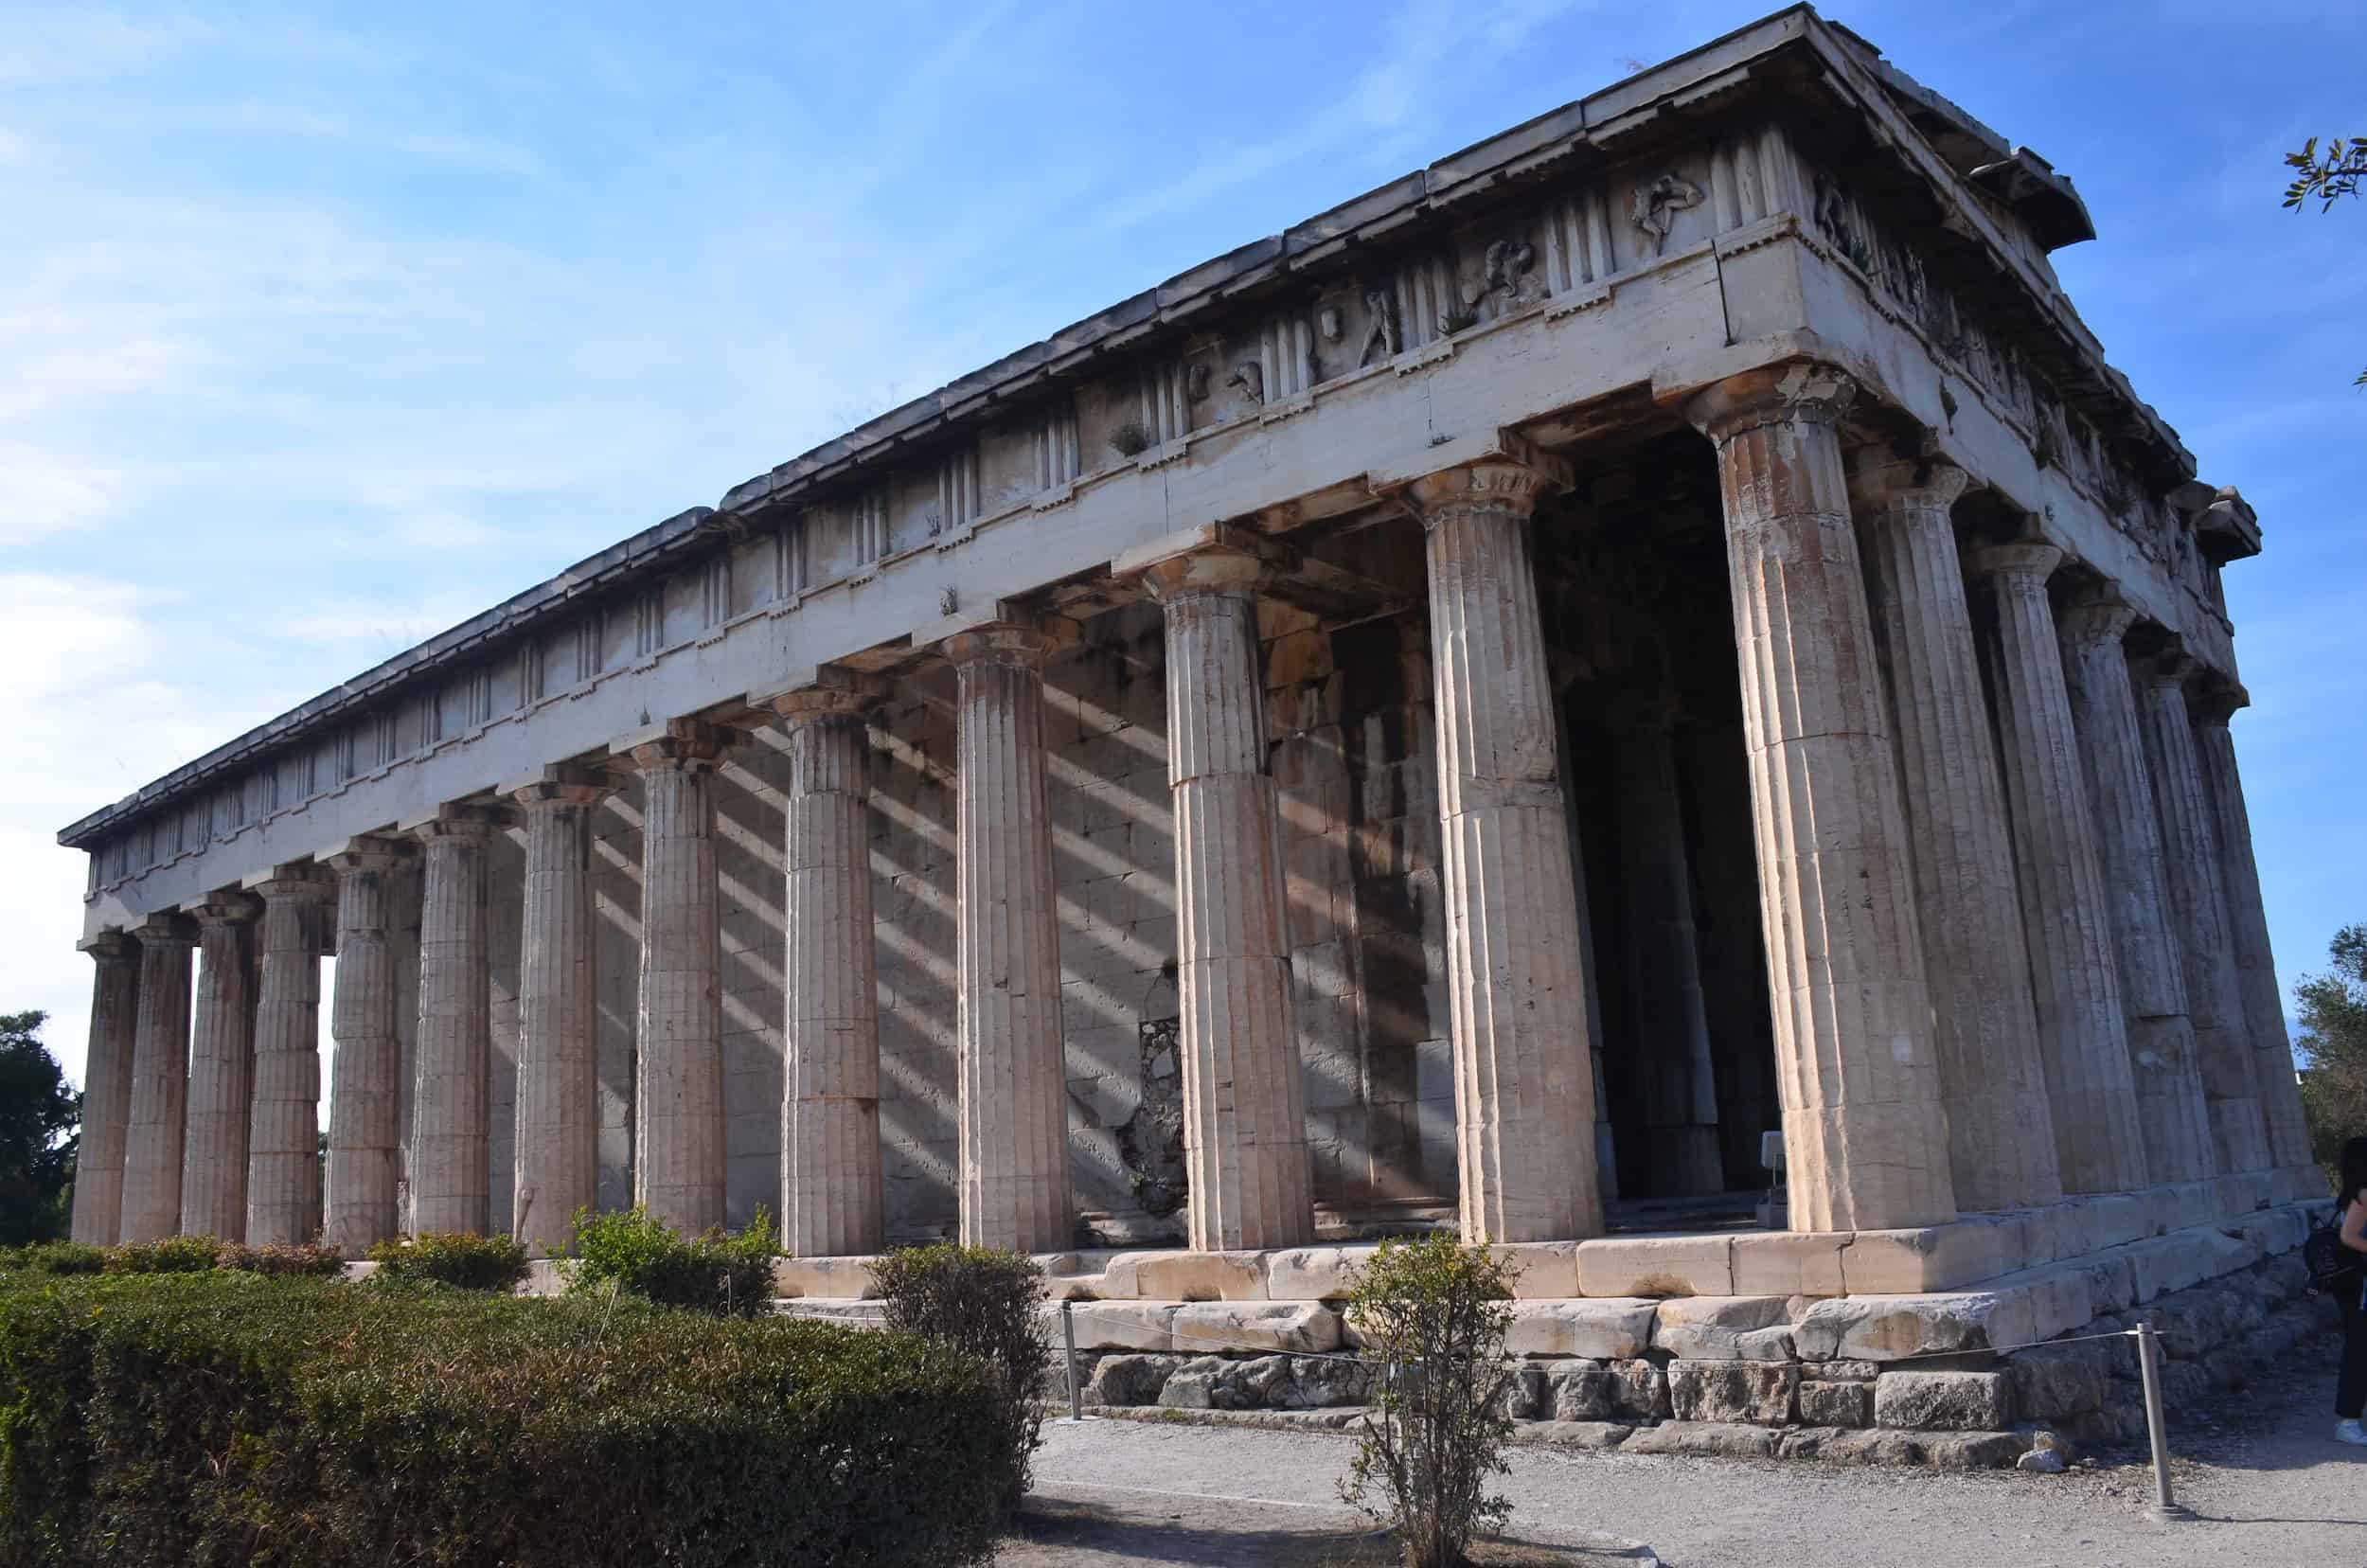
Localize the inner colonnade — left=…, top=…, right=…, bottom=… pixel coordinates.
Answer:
left=66, top=379, right=2310, bottom=1262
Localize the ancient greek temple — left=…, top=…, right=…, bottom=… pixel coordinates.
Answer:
left=62, top=7, right=2321, bottom=1320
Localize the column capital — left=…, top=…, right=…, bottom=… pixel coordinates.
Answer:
left=1683, top=359, right=1857, bottom=443
left=129, top=912, right=199, bottom=947
left=2135, top=647, right=2198, bottom=690
left=1969, top=540, right=2064, bottom=584
left=399, top=803, right=512, bottom=845
left=1118, top=522, right=1298, bottom=601
left=79, top=930, right=139, bottom=965
left=2191, top=681, right=2251, bottom=727
left=503, top=764, right=620, bottom=810
left=321, top=833, right=417, bottom=873
left=614, top=719, right=742, bottom=773
left=762, top=665, right=892, bottom=727
left=1401, top=456, right=1570, bottom=526
left=942, top=620, right=1066, bottom=668
left=186, top=890, right=262, bottom=927
left=1848, top=452, right=1972, bottom=511
left=2056, top=595, right=2138, bottom=650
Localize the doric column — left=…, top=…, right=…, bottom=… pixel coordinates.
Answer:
left=69, top=933, right=140, bottom=1245
left=245, top=866, right=330, bottom=1244
left=1969, top=544, right=2148, bottom=1193
left=1855, top=462, right=2061, bottom=1211
left=1141, top=539, right=1315, bottom=1252
left=2056, top=599, right=2216, bottom=1182
left=507, top=772, right=612, bottom=1255
left=1685, top=363, right=1954, bottom=1231
left=627, top=722, right=731, bottom=1236
left=947, top=623, right=1074, bottom=1253
left=2135, top=650, right=2269, bottom=1173
left=117, top=916, right=196, bottom=1243
left=769, top=672, right=891, bottom=1256
left=181, top=895, right=259, bottom=1240
left=410, top=810, right=500, bottom=1237
left=1605, top=693, right=1722, bottom=1197
left=324, top=837, right=414, bottom=1255
left=1404, top=447, right=1604, bottom=1243
left=2193, top=687, right=2312, bottom=1168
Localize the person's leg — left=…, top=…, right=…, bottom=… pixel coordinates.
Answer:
left=2338, top=1283, right=2367, bottom=1422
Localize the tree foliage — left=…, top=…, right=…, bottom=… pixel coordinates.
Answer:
left=2299, top=925, right=2367, bottom=1181
left=0, top=1010, right=79, bottom=1246
left=1340, top=1236, right=1519, bottom=1568
left=2284, top=136, right=2367, bottom=385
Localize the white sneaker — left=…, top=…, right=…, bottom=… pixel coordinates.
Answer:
left=2336, top=1419, right=2367, bottom=1446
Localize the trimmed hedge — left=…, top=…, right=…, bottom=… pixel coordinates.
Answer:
left=0, top=1273, right=1012, bottom=1567
left=366, top=1231, right=529, bottom=1292
left=564, top=1204, right=776, bottom=1317
left=871, top=1244, right=1050, bottom=1504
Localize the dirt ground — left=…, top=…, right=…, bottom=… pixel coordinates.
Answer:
left=1001, top=1330, right=2367, bottom=1566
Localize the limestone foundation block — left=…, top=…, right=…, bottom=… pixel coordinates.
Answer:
left=1798, top=1380, right=1875, bottom=1427
left=1669, top=1361, right=1798, bottom=1424
left=947, top=627, right=1074, bottom=1255
left=507, top=775, right=611, bottom=1257
left=1576, top=1235, right=1735, bottom=1298
left=1502, top=1299, right=1659, bottom=1360
left=1792, top=1292, right=2037, bottom=1363
left=1970, top=544, right=2149, bottom=1194
left=1857, top=468, right=2059, bottom=1211
left=1839, top=1216, right=2019, bottom=1294
left=1687, top=365, right=1952, bottom=1232
left=770, top=674, right=891, bottom=1258
left=410, top=812, right=500, bottom=1238
left=1041, top=1301, right=1180, bottom=1353
left=1262, top=1245, right=1376, bottom=1302
left=68, top=935, right=140, bottom=1247
left=1874, top=1369, right=2010, bottom=1431
left=2134, top=652, right=2268, bottom=1174
left=1105, top=1249, right=1270, bottom=1302
left=626, top=724, right=733, bottom=1237
left=1403, top=451, right=1603, bottom=1244
left=1141, top=545, right=1315, bottom=1252
left=1653, top=1296, right=1796, bottom=1361
left=1171, top=1301, right=1343, bottom=1355
left=246, top=869, right=331, bottom=1245
left=1730, top=1232, right=1848, bottom=1297
left=772, top=1255, right=885, bottom=1300
left=2056, top=598, right=2216, bottom=1185
left=1490, top=1240, right=1581, bottom=1299
left=180, top=897, right=258, bottom=1242
left=325, top=839, right=414, bottom=1256
left=118, top=918, right=197, bottom=1244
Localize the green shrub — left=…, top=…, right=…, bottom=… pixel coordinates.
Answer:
left=100, top=1235, right=223, bottom=1274
left=367, top=1230, right=530, bottom=1292
left=870, top=1242, right=1049, bottom=1505
left=0, top=1240, right=105, bottom=1274
left=216, top=1241, right=347, bottom=1277
left=564, top=1205, right=776, bottom=1317
left=0, top=1272, right=1008, bottom=1567
left=1339, top=1236, right=1519, bottom=1568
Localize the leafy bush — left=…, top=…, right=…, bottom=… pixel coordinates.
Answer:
left=1339, top=1236, right=1519, bottom=1568
left=0, top=1240, right=105, bottom=1274
left=870, top=1242, right=1049, bottom=1505
left=100, top=1235, right=223, bottom=1274
left=0, top=1271, right=1009, bottom=1567
left=564, top=1204, right=777, bottom=1317
left=216, top=1241, right=347, bottom=1277
left=367, top=1230, right=529, bottom=1292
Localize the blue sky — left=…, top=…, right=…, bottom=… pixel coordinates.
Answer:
left=5, top=0, right=2360, bottom=1094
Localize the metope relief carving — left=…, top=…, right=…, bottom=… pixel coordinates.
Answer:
left=1358, top=287, right=1398, bottom=366
left=1482, top=237, right=1539, bottom=307
left=1629, top=172, right=1703, bottom=255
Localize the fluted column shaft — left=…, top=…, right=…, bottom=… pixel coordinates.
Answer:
left=632, top=727, right=729, bottom=1236
left=246, top=871, right=329, bottom=1244
left=1606, top=697, right=1722, bottom=1197
left=69, top=935, right=140, bottom=1245
left=181, top=898, right=258, bottom=1240
left=326, top=840, right=413, bottom=1255
left=1687, top=365, right=1954, bottom=1231
left=774, top=676, right=890, bottom=1256
left=2056, top=600, right=2216, bottom=1182
left=1970, top=544, right=2149, bottom=1193
left=1857, top=467, right=2061, bottom=1211
left=1147, top=550, right=1315, bottom=1251
left=508, top=780, right=610, bottom=1254
left=1409, top=454, right=1603, bottom=1243
left=118, top=919, right=196, bottom=1243
left=411, top=814, right=497, bottom=1236
left=949, top=626, right=1073, bottom=1254
left=2136, top=655, right=2269, bottom=1173
left=2194, top=695, right=2312, bottom=1168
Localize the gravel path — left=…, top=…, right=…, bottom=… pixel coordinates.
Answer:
left=1006, top=1335, right=2367, bottom=1566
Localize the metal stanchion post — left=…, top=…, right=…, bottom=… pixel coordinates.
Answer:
left=1062, top=1299, right=1083, bottom=1422
left=2134, top=1319, right=2186, bottom=1521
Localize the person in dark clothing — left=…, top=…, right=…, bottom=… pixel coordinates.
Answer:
left=2335, top=1137, right=2367, bottom=1445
